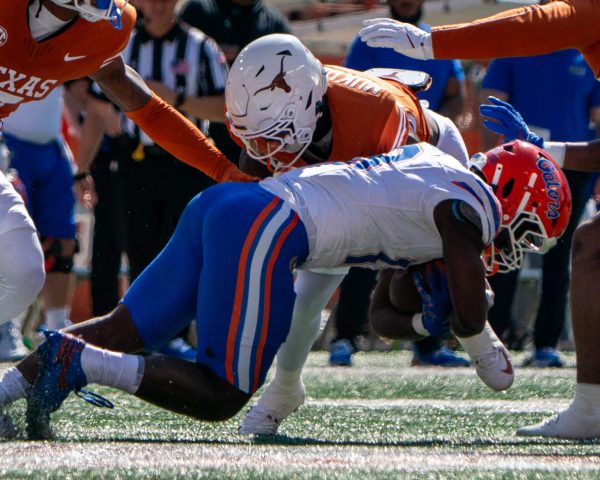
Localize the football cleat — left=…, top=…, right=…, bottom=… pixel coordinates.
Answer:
left=472, top=343, right=514, bottom=391
left=26, top=331, right=113, bottom=439
left=329, top=339, right=354, bottom=367
left=412, top=346, right=471, bottom=367
left=517, top=402, right=600, bottom=439
left=238, top=380, right=305, bottom=435
left=522, top=347, right=565, bottom=368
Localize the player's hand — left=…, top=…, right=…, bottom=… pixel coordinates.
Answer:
left=359, top=18, right=434, bottom=60
left=479, top=97, right=545, bottom=148
left=412, top=260, right=452, bottom=337
left=74, top=172, right=97, bottom=209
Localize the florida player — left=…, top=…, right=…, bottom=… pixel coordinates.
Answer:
left=223, top=33, right=472, bottom=434
left=358, top=1, right=600, bottom=77
left=0, top=0, right=252, bottom=419
left=2, top=141, right=571, bottom=439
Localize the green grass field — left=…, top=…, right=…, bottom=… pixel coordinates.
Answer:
left=1, top=351, right=599, bottom=479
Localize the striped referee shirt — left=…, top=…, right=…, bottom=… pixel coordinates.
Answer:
left=119, top=21, right=228, bottom=146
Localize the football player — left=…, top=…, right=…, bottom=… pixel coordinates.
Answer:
left=481, top=97, right=600, bottom=438
left=0, top=140, right=571, bottom=439
left=358, top=0, right=600, bottom=78
left=0, top=0, right=250, bottom=332
left=224, top=33, right=470, bottom=434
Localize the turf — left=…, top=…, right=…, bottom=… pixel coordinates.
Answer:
left=1, top=351, right=598, bottom=479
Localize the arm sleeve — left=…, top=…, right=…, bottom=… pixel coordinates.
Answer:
left=124, top=93, right=248, bottom=182
left=431, top=0, right=600, bottom=76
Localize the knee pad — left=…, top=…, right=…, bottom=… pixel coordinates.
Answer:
left=42, top=236, right=79, bottom=273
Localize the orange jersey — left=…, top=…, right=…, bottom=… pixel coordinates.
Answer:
left=0, top=0, right=136, bottom=118
left=227, top=65, right=429, bottom=167
left=432, top=0, right=600, bottom=78
left=324, top=65, right=428, bottom=162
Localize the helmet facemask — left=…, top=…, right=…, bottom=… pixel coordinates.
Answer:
left=228, top=101, right=315, bottom=173
left=50, top=0, right=127, bottom=29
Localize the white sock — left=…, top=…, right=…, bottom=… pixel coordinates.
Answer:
left=272, top=367, right=304, bottom=391
left=573, top=383, right=600, bottom=412
left=456, top=322, right=500, bottom=359
left=44, top=307, right=70, bottom=330
left=80, top=344, right=145, bottom=394
left=0, top=367, right=30, bottom=406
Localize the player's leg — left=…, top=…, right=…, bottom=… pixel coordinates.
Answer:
left=0, top=169, right=45, bottom=324
left=16, top=138, right=78, bottom=331
left=22, top=184, right=310, bottom=427
left=518, top=212, right=600, bottom=438
left=330, top=267, right=377, bottom=366
left=239, top=268, right=346, bottom=434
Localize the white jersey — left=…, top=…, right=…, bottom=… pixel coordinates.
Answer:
left=260, top=143, right=501, bottom=271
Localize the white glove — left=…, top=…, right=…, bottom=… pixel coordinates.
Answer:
left=359, top=18, right=434, bottom=60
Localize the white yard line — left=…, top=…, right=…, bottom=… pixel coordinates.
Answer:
left=0, top=442, right=598, bottom=473
left=306, top=398, right=571, bottom=413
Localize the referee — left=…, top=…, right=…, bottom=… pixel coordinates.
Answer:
left=120, top=0, right=228, bottom=283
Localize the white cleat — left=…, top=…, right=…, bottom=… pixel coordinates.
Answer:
left=517, top=402, right=600, bottom=439
left=473, top=343, right=514, bottom=391
left=239, top=381, right=305, bottom=435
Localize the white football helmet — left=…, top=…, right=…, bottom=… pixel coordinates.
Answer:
left=49, top=0, right=127, bottom=29
left=225, top=34, right=328, bottom=172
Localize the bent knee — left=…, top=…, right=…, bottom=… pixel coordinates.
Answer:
left=200, top=373, right=251, bottom=421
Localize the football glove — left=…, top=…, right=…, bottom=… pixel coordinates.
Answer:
left=479, top=96, right=545, bottom=148
left=359, top=18, right=434, bottom=60
left=412, top=260, right=452, bottom=337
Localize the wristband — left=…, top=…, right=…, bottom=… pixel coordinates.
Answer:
left=73, top=171, right=90, bottom=182
left=411, top=313, right=429, bottom=336
left=543, top=142, right=567, bottom=169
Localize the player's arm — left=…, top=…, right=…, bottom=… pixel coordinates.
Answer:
left=480, top=96, right=600, bottom=171
left=433, top=200, right=488, bottom=338
left=90, top=57, right=256, bottom=182
left=430, top=1, right=600, bottom=69
left=359, top=1, right=600, bottom=76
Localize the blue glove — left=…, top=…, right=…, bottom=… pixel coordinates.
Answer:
left=479, top=96, right=545, bottom=148
left=412, top=260, right=452, bottom=337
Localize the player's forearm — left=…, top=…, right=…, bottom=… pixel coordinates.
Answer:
left=432, top=1, right=598, bottom=65
left=125, top=93, right=246, bottom=182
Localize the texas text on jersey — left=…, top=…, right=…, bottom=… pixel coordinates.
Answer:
left=0, top=0, right=135, bottom=117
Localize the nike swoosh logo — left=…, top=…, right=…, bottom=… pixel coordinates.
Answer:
left=500, top=349, right=514, bottom=375
left=64, top=53, right=86, bottom=62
